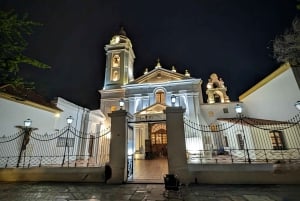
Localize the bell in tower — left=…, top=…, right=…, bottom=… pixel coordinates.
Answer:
left=103, top=27, right=135, bottom=90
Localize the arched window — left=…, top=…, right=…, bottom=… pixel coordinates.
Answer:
left=151, top=123, right=167, bottom=145
left=155, top=89, right=165, bottom=104
left=110, top=54, right=120, bottom=81
left=112, top=54, right=120, bottom=67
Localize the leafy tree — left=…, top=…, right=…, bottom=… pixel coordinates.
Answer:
left=0, top=10, right=50, bottom=88
left=272, top=17, right=300, bottom=67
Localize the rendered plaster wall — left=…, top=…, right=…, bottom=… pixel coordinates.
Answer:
left=0, top=167, right=105, bottom=182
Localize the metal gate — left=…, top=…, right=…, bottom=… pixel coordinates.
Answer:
left=126, top=119, right=166, bottom=180
left=127, top=124, right=134, bottom=179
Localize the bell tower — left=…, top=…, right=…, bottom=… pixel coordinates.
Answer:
left=103, top=27, right=135, bottom=90
left=206, top=73, right=230, bottom=104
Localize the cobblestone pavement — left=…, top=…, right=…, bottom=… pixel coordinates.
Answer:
left=0, top=182, right=300, bottom=201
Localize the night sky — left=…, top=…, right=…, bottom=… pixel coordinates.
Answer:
left=1, top=0, right=299, bottom=109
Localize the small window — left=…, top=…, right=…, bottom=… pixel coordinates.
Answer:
left=155, top=89, right=165, bottom=104
left=269, top=130, right=285, bottom=150
left=112, top=70, right=119, bottom=81
left=236, top=134, right=244, bottom=150
left=224, top=136, right=229, bottom=147
left=56, top=137, right=75, bottom=147
left=223, top=108, right=229, bottom=113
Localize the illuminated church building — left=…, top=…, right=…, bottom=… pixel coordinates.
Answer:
left=99, top=28, right=233, bottom=158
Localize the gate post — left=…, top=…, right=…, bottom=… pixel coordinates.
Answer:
left=107, top=110, right=131, bottom=184
left=165, top=107, right=190, bottom=184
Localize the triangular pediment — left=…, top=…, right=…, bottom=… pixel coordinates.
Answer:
left=135, top=103, right=166, bottom=115
left=130, top=67, right=190, bottom=84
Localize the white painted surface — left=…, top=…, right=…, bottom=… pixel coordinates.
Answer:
left=241, top=67, right=300, bottom=121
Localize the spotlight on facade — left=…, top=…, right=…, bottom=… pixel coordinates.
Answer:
left=235, top=104, right=242, bottom=114
left=119, top=98, right=125, bottom=110
left=24, top=119, right=32, bottom=127
left=295, top=101, right=300, bottom=111
left=66, top=116, right=73, bottom=124
left=171, top=95, right=176, bottom=106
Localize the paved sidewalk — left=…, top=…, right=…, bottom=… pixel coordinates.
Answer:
left=0, top=182, right=300, bottom=201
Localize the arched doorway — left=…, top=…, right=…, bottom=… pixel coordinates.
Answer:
left=127, top=103, right=169, bottom=183
left=128, top=121, right=168, bottom=183
left=149, top=123, right=167, bottom=158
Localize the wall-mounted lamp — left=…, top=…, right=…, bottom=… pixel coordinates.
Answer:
left=24, top=119, right=32, bottom=127
left=235, top=104, right=242, bottom=114
left=66, top=116, right=73, bottom=124
left=171, top=95, right=176, bottom=106
left=119, top=98, right=125, bottom=110
left=295, top=101, right=300, bottom=111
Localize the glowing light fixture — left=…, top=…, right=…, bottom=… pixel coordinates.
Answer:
left=295, top=101, right=300, bottom=111
left=119, top=98, right=125, bottom=110
left=24, top=119, right=32, bottom=127
left=171, top=95, right=176, bottom=106
left=66, top=116, right=73, bottom=124
left=235, top=104, right=242, bottom=114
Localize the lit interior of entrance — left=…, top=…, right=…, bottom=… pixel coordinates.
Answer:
left=149, top=123, right=167, bottom=158
left=130, top=122, right=168, bottom=183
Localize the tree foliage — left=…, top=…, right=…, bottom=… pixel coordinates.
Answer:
left=0, top=10, right=50, bottom=88
left=273, top=17, right=300, bottom=67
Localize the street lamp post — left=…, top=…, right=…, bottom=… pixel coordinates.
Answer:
left=62, top=116, right=73, bottom=167
left=235, top=104, right=251, bottom=164
left=16, top=119, right=36, bottom=167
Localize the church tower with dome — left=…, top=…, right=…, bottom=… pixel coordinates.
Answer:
left=103, top=27, right=135, bottom=90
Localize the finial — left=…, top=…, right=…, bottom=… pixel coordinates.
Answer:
left=144, top=68, right=148, bottom=75
left=171, top=66, right=176, bottom=72
left=155, top=58, right=161, bottom=68
left=185, top=69, right=190, bottom=77
left=119, top=26, right=127, bottom=36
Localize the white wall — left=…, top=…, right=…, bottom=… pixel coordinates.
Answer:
left=0, top=96, right=95, bottom=136
left=0, top=96, right=107, bottom=165
left=200, top=102, right=241, bottom=124
left=241, top=66, right=300, bottom=121
left=0, top=98, right=57, bottom=135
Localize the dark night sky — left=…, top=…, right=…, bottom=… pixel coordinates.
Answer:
left=1, top=0, right=299, bottom=109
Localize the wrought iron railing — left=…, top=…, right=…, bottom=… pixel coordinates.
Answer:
left=0, top=126, right=111, bottom=168
left=184, top=114, right=300, bottom=164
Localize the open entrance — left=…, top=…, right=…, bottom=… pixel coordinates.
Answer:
left=127, top=121, right=168, bottom=183
left=147, top=123, right=167, bottom=159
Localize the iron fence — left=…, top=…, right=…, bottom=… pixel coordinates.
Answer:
left=0, top=126, right=111, bottom=168
left=184, top=114, right=300, bottom=164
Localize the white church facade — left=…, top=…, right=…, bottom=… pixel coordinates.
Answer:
left=99, top=28, right=230, bottom=160
left=99, top=28, right=300, bottom=167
